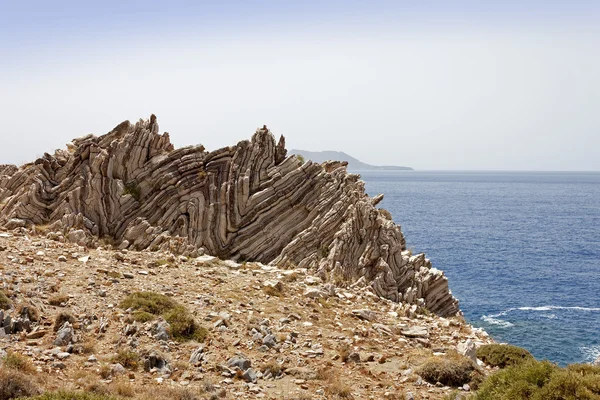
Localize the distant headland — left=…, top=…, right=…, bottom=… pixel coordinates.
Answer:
left=290, top=149, right=413, bottom=171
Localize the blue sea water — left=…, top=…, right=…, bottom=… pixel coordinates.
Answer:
left=360, top=170, right=600, bottom=366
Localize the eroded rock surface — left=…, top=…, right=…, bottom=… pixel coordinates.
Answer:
left=0, top=116, right=458, bottom=316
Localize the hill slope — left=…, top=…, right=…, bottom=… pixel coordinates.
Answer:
left=290, top=149, right=413, bottom=171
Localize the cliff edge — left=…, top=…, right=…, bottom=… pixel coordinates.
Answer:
left=0, top=116, right=458, bottom=316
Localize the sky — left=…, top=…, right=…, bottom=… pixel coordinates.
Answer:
left=1, top=1, right=599, bottom=171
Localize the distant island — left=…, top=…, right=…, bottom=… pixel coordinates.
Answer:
left=290, top=149, right=413, bottom=171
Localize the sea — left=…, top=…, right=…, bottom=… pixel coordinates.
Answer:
left=359, top=170, right=600, bottom=366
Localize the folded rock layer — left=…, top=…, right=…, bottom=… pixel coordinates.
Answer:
left=0, top=116, right=459, bottom=316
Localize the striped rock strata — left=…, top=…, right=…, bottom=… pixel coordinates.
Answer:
left=0, top=116, right=459, bottom=316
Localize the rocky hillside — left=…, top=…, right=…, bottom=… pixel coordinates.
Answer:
left=0, top=232, right=492, bottom=399
left=0, top=116, right=457, bottom=317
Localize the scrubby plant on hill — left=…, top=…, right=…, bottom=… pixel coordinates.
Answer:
left=120, top=292, right=207, bottom=342
left=2, top=351, right=35, bottom=373
left=474, top=360, right=600, bottom=400
left=477, top=343, right=533, bottom=368
left=0, top=367, right=40, bottom=399
left=416, top=352, right=477, bottom=387
left=0, top=290, right=11, bottom=310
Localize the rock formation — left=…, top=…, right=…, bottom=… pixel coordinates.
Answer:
left=0, top=116, right=459, bottom=316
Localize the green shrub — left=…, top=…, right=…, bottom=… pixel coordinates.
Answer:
left=0, top=290, right=11, bottom=310
left=122, top=181, right=141, bottom=201
left=296, top=154, right=305, bottom=164
left=113, top=350, right=140, bottom=370
left=132, top=310, right=155, bottom=323
left=0, top=368, right=40, bottom=399
left=477, top=344, right=533, bottom=368
left=417, top=353, right=476, bottom=387
left=120, top=292, right=177, bottom=315
left=120, top=292, right=206, bottom=342
left=474, top=359, right=600, bottom=400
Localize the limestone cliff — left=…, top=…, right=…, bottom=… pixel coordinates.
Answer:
left=0, top=116, right=459, bottom=316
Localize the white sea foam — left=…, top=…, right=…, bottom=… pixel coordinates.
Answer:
left=481, top=305, right=600, bottom=328
left=580, top=345, right=600, bottom=363
left=481, top=315, right=514, bottom=328
left=517, top=305, right=600, bottom=312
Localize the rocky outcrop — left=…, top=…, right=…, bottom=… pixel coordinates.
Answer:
left=0, top=116, right=459, bottom=316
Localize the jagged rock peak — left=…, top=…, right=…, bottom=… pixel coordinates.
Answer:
left=0, top=115, right=459, bottom=316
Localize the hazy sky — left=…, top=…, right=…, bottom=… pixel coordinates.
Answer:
left=1, top=1, right=599, bottom=170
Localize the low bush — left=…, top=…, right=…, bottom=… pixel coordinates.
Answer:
left=474, top=359, right=600, bottom=400
left=132, top=310, right=155, bottom=323
left=476, top=344, right=533, bottom=368
left=120, top=292, right=206, bottom=342
left=163, top=306, right=207, bottom=342
left=0, top=290, right=11, bottom=310
left=120, top=292, right=176, bottom=315
left=113, top=350, right=139, bottom=371
left=417, top=352, right=476, bottom=387
left=0, top=367, right=40, bottom=399
left=54, top=312, right=76, bottom=332
left=17, top=304, right=40, bottom=322
left=48, top=294, right=69, bottom=306
left=1, top=352, right=35, bottom=373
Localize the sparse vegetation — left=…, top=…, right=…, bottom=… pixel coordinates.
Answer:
left=120, top=292, right=207, bottom=342
left=262, top=284, right=283, bottom=297
left=123, top=181, right=141, bottom=201
left=324, top=372, right=353, bottom=398
left=319, top=244, right=330, bottom=258
left=54, top=312, right=76, bottom=331
left=0, top=367, right=40, bottom=399
left=379, top=209, right=393, bottom=220
left=476, top=343, right=534, bottom=368
left=17, top=304, right=40, bottom=322
left=473, top=359, right=600, bottom=400
left=132, top=310, right=155, bottom=322
left=120, top=292, right=177, bottom=314
left=417, top=352, right=476, bottom=387
left=260, top=360, right=282, bottom=377
left=49, top=294, right=69, bottom=306
left=0, top=290, right=11, bottom=310
left=1, top=352, right=35, bottom=373
left=113, top=350, right=140, bottom=370
left=296, top=154, right=305, bottom=164
left=338, top=343, right=351, bottom=363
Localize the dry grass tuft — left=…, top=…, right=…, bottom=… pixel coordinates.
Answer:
left=260, top=359, right=282, bottom=377
left=338, top=343, right=351, bottom=363
left=54, top=312, right=76, bottom=332
left=49, top=294, right=69, bottom=306
left=17, top=304, right=40, bottom=322
left=2, top=351, right=36, bottom=373
left=0, top=290, right=11, bottom=310
left=0, top=367, right=40, bottom=399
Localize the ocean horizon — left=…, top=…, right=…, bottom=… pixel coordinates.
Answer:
left=361, top=170, right=600, bottom=366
